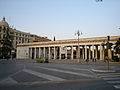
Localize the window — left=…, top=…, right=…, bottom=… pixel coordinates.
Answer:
left=3, top=27, right=6, bottom=30
left=3, top=34, right=6, bottom=38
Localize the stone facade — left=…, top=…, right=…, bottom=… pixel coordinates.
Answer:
left=17, top=36, right=120, bottom=61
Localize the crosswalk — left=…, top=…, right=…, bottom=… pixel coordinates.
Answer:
left=97, top=73, right=120, bottom=89
left=1, top=65, right=120, bottom=89
left=0, top=66, right=96, bottom=85
left=23, top=69, right=66, bottom=81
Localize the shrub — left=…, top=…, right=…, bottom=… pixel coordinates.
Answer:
left=36, top=58, right=49, bottom=63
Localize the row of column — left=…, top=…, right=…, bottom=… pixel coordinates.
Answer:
left=29, top=44, right=111, bottom=60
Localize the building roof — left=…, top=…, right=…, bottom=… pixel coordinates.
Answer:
left=0, top=17, right=9, bottom=27
left=17, top=36, right=120, bottom=47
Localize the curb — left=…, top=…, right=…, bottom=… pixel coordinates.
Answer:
left=91, top=69, right=116, bottom=73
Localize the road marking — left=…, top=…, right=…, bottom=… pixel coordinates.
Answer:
left=0, top=78, right=101, bottom=86
left=107, top=81, right=120, bottom=84
left=98, top=73, right=120, bottom=89
left=99, top=75, right=120, bottom=78
left=57, top=67, right=89, bottom=71
left=0, top=77, right=18, bottom=84
left=23, top=69, right=66, bottom=81
left=97, top=73, right=120, bottom=76
left=103, top=77, right=120, bottom=80
left=113, top=85, right=120, bottom=89
left=37, top=66, right=96, bottom=78
left=9, top=70, right=23, bottom=77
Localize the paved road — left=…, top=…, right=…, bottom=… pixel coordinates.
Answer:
left=0, top=60, right=120, bottom=90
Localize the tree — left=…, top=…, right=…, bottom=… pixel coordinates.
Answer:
left=114, top=38, right=120, bottom=62
left=0, top=29, right=13, bottom=59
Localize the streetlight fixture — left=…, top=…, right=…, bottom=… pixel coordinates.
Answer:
left=75, top=30, right=82, bottom=63
left=96, top=0, right=103, bottom=2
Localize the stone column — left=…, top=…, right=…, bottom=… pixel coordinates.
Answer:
left=82, top=46, right=84, bottom=59
left=89, top=46, right=91, bottom=60
left=59, top=46, right=61, bottom=60
left=71, top=46, right=73, bottom=60
left=79, top=47, right=81, bottom=59
left=103, top=46, right=105, bottom=60
left=39, top=47, right=41, bottom=58
left=76, top=46, right=79, bottom=59
left=92, top=45, right=95, bottom=59
left=48, top=47, right=51, bottom=60
left=30, top=48, right=32, bottom=59
left=30, top=48, right=33, bottom=59
left=100, top=44, right=103, bottom=60
left=85, top=45, right=87, bottom=59
left=95, top=46, right=98, bottom=60
left=43, top=47, right=45, bottom=58
left=65, top=46, right=67, bottom=59
left=34, top=47, right=36, bottom=59
left=54, top=47, right=56, bottom=60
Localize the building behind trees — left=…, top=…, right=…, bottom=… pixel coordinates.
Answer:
left=0, top=17, right=50, bottom=59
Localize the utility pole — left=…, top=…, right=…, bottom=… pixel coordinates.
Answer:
left=75, top=30, right=82, bottom=63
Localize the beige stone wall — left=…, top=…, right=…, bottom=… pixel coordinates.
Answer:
left=17, top=46, right=29, bottom=59
left=17, top=36, right=120, bottom=60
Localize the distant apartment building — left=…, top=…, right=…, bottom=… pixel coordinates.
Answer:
left=0, top=17, right=50, bottom=51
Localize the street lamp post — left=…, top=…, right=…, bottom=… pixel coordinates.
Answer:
left=107, top=36, right=112, bottom=70
left=75, top=30, right=82, bottom=63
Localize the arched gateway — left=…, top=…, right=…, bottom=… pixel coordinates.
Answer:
left=17, top=36, right=120, bottom=62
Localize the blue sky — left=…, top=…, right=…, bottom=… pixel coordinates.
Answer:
left=0, top=0, right=120, bottom=40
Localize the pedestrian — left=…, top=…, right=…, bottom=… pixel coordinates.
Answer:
left=85, top=59, right=89, bottom=63
left=104, top=56, right=108, bottom=63
left=94, top=57, right=96, bottom=62
left=92, top=57, right=94, bottom=62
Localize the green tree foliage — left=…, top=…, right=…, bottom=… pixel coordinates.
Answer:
left=114, top=38, right=120, bottom=54
left=106, top=42, right=113, bottom=49
left=0, top=30, right=13, bottom=59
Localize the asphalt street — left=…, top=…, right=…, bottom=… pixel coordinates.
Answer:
left=0, top=60, right=120, bottom=90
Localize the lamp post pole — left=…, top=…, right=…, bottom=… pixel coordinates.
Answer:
left=107, top=36, right=110, bottom=70
left=75, top=30, right=82, bottom=63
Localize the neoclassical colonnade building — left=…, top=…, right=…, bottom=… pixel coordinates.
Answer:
left=17, top=36, right=120, bottom=62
